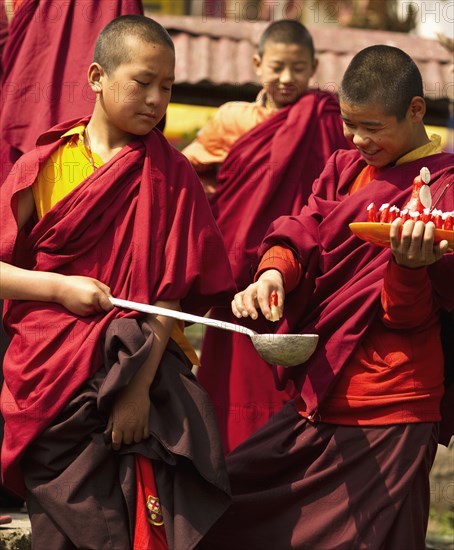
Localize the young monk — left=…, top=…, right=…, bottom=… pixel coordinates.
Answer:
left=183, top=20, right=350, bottom=453
left=0, top=15, right=236, bottom=549
left=200, top=45, right=454, bottom=549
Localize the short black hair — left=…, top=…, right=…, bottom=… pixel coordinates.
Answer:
left=93, top=15, right=174, bottom=75
left=339, top=45, right=424, bottom=120
left=258, top=19, right=315, bottom=59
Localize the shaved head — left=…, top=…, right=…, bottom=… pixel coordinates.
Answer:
left=339, top=45, right=424, bottom=120
left=93, top=15, right=174, bottom=75
left=258, top=19, right=315, bottom=59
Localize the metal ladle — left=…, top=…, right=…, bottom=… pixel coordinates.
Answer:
left=110, top=297, right=318, bottom=367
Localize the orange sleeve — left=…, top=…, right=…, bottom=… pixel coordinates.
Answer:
left=182, top=101, right=269, bottom=170
left=255, top=245, right=302, bottom=293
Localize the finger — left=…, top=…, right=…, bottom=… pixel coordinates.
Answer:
left=143, top=426, right=150, bottom=440
left=122, top=430, right=133, bottom=446
left=400, top=219, right=416, bottom=249
left=421, top=221, right=436, bottom=261
left=111, top=429, right=122, bottom=451
left=232, top=292, right=251, bottom=318
left=242, top=290, right=260, bottom=320
left=256, top=287, right=272, bottom=320
left=389, top=218, right=402, bottom=251
left=97, top=292, right=114, bottom=312
left=232, top=293, right=247, bottom=318
left=134, top=428, right=145, bottom=444
left=406, top=220, right=425, bottom=258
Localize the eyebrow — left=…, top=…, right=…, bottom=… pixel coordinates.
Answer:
left=137, top=70, right=175, bottom=81
left=341, top=116, right=383, bottom=126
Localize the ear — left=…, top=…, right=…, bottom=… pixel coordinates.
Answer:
left=253, top=54, right=262, bottom=77
left=311, top=57, right=319, bottom=77
left=87, top=63, right=105, bottom=94
left=408, top=96, right=426, bottom=122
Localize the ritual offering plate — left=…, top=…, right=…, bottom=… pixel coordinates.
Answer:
left=349, top=222, right=454, bottom=250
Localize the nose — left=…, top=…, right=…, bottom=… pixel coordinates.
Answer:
left=145, top=87, right=159, bottom=106
left=352, top=130, right=371, bottom=148
left=279, top=67, right=293, bottom=83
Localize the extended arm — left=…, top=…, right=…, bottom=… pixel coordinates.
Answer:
left=0, top=261, right=113, bottom=315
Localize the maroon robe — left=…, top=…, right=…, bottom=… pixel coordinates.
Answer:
left=0, top=0, right=143, bottom=180
left=260, top=149, right=453, bottom=427
left=0, top=117, right=236, bottom=511
left=200, top=149, right=453, bottom=549
left=199, top=90, right=351, bottom=452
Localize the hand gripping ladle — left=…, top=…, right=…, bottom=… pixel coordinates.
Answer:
left=110, top=297, right=318, bottom=367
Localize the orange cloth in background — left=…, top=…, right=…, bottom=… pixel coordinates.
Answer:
left=32, top=125, right=200, bottom=366
left=182, top=92, right=275, bottom=170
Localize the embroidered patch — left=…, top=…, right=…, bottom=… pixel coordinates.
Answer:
left=146, top=495, right=164, bottom=526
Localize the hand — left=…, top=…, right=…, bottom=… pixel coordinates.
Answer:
left=390, top=218, right=449, bottom=269
left=56, top=276, right=113, bottom=315
left=108, top=382, right=151, bottom=451
left=232, top=269, right=285, bottom=321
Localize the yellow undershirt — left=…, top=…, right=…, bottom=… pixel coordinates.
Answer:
left=396, top=133, right=442, bottom=165
left=32, top=125, right=200, bottom=366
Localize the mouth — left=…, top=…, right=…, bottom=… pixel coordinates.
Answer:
left=357, top=148, right=381, bottom=161
left=138, top=112, right=156, bottom=121
left=278, top=87, right=296, bottom=96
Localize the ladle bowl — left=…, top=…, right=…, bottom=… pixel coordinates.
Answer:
left=110, top=297, right=318, bottom=367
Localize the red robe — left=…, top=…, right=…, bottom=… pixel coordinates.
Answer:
left=260, top=149, right=454, bottom=441
left=0, top=117, right=236, bottom=497
left=199, top=90, right=351, bottom=452
left=0, top=0, right=143, bottom=179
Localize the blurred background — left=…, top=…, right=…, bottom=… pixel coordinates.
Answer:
left=140, top=0, right=453, bottom=154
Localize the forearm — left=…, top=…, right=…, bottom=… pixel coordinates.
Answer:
left=1, top=262, right=64, bottom=302
left=132, top=300, right=179, bottom=388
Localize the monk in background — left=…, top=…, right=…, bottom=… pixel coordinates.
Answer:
left=183, top=20, right=350, bottom=453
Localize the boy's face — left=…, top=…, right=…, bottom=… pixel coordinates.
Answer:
left=254, top=42, right=317, bottom=110
left=95, top=36, right=175, bottom=138
left=340, top=100, right=424, bottom=168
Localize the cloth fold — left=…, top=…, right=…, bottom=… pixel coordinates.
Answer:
left=22, top=318, right=230, bottom=550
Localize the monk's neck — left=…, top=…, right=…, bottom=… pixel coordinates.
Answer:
left=85, top=115, right=134, bottom=163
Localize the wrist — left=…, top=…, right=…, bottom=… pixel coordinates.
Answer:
left=258, top=269, right=284, bottom=286
left=48, top=272, right=67, bottom=304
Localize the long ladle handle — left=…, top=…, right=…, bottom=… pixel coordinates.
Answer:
left=110, top=297, right=256, bottom=337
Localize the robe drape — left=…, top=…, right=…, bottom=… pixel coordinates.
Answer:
left=199, top=90, right=351, bottom=452
left=0, top=117, right=236, bottom=502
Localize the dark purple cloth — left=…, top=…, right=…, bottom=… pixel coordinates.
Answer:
left=200, top=401, right=438, bottom=550
left=22, top=319, right=231, bottom=550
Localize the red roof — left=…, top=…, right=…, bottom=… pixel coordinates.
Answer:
left=152, top=15, right=453, bottom=101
